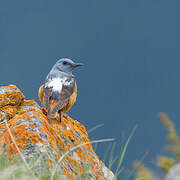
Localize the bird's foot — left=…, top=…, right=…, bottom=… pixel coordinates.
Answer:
left=58, top=116, right=61, bottom=123
left=58, top=111, right=62, bottom=123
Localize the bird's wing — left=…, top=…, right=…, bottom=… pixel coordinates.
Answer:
left=43, top=75, right=75, bottom=118
left=61, top=80, right=77, bottom=112
left=43, top=83, right=53, bottom=110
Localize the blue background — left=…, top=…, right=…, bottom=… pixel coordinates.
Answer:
left=0, top=0, right=179, bottom=178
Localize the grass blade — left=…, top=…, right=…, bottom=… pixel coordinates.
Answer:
left=87, top=123, right=104, bottom=134
left=115, top=125, right=138, bottom=177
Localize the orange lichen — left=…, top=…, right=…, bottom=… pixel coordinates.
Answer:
left=68, top=156, right=83, bottom=175
left=0, top=85, right=115, bottom=180
left=0, top=105, right=18, bottom=119
left=0, top=108, right=107, bottom=179
left=0, top=113, right=4, bottom=121
left=17, top=100, right=41, bottom=116
left=63, top=167, right=75, bottom=180
left=29, top=123, right=35, bottom=129
left=0, top=85, right=24, bottom=107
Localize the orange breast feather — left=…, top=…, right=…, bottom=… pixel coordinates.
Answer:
left=38, top=85, right=44, bottom=106
left=61, top=81, right=77, bottom=112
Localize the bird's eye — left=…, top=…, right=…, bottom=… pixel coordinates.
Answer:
left=63, top=61, right=68, bottom=65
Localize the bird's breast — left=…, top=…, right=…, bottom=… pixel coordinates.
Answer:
left=46, top=78, right=63, bottom=92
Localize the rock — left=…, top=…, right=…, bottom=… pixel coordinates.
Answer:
left=165, top=163, right=180, bottom=180
left=0, top=85, right=24, bottom=122
left=0, top=85, right=115, bottom=180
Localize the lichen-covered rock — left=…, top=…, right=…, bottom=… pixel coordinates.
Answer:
left=0, top=85, right=115, bottom=180
left=0, top=85, right=24, bottom=121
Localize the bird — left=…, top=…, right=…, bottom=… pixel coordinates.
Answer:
left=38, top=58, right=83, bottom=122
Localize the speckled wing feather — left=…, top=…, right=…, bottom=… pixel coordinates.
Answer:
left=43, top=73, right=75, bottom=118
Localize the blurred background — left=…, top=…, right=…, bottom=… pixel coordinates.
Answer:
left=0, top=0, right=179, bottom=177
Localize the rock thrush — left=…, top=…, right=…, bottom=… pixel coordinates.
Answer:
left=39, top=58, right=83, bottom=122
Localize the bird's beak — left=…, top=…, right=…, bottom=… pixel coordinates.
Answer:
left=73, top=63, right=84, bottom=67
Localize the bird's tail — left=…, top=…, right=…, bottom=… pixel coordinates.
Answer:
left=47, top=100, right=58, bottom=119
left=47, top=112, right=56, bottom=119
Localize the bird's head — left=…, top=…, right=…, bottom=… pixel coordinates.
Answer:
left=53, top=58, right=84, bottom=74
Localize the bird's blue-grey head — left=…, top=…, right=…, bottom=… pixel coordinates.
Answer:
left=52, top=58, right=83, bottom=74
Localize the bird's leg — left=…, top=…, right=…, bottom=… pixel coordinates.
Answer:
left=58, top=110, right=61, bottom=122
